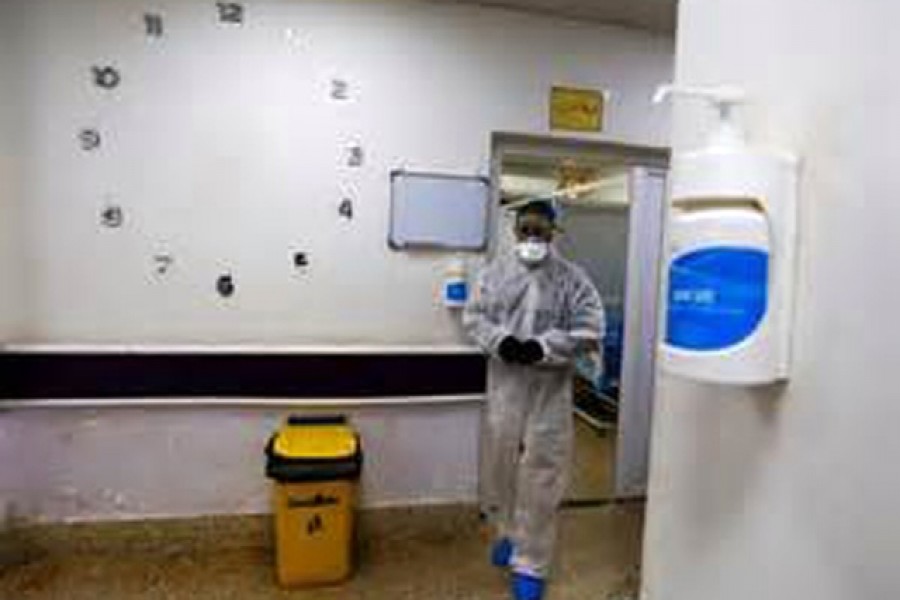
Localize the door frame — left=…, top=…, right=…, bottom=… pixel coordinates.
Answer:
left=616, top=166, right=668, bottom=498
left=488, top=132, right=670, bottom=501
left=489, top=132, right=669, bottom=253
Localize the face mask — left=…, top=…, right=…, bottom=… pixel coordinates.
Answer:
left=516, top=238, right=549, bottom=265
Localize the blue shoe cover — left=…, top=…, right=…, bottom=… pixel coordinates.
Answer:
left=512, top=572, right=545, bottom=600
left=491, top=538, right=514, bottom=567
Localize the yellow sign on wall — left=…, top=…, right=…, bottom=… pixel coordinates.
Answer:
left=550, top=86, right=605, bottom=132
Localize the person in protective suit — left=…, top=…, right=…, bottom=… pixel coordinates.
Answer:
left=464, top=199, right=605, bottom=600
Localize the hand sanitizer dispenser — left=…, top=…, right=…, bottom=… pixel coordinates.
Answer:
left=443, top=256, right=469, bottom=309
left=655, top=85, right=799, bottom=385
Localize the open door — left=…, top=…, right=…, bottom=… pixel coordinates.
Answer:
left=492, top=133, right=668, bottom=503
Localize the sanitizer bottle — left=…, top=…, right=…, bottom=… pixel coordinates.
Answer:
left=654, top=85, right=799, bottom=385
left=443, top=256, right=469, bottom=309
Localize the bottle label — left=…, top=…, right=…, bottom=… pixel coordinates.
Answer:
left=445, top=281, right=468, bottom=305
left=666, top=247, right=768, bottom=351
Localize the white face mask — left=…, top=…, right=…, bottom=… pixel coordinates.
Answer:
left=516, top=238, right=549, bottom=265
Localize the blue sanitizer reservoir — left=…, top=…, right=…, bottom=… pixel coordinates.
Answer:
left=661, top=201, right=788, bottom=384
left=667, top=247, right=768, bottom=351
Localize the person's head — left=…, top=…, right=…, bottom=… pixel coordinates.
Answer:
left=513, top=200, right=557, bottom=266
left=514, top=199, right=557, bottom=242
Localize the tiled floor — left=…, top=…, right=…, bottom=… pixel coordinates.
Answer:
left=568, top=415, right=617, bottom=502
left=0, top=505, right=643, bottom=600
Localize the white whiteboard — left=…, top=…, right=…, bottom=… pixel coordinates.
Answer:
left=389, top=170, right=491, bottom=251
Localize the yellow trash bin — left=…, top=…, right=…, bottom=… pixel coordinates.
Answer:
left=265, top=415, right=363, bottom=588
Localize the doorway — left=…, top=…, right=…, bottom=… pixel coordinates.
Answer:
left=490, top=133, right=668, bottom=503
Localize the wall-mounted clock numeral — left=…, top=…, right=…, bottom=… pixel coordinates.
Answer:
left=92, top=66, right=121, bottom=89
left=293, top=251, right=310, bottom=269
left=216, top=2, right=244, bottom=24
left=338, top=198, right=354, bottom=220
left=217, top=273, right=236, bottom=297
left=154, top=254, right=174, bottom=275
left=331, top=79, right=349, bottom=101
left=144, top=13, right=164, bottom=37
left=78, top=128, right=101, bottom=151
left=347, top=145, right=364, bottom=168
left=100, top=205, right=124, bottom=228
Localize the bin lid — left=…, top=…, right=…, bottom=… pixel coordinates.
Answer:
left=272, top=423, right=359, bottom=461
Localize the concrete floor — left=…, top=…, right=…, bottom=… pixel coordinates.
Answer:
left=0, top=505, right=643, bottom=600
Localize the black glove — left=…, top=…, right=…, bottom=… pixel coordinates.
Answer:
left=519, top=339, right=545, bottom=365
left=498, top=336, right=523, bottom=363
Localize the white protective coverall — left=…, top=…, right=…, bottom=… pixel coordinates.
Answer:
left=464, top=249, right=605, bottom=577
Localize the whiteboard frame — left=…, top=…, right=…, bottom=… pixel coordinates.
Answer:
left=388, top=169, right=492, bottom=252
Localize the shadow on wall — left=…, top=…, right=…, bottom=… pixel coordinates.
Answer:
left=663, top=375, right=785, bottom=549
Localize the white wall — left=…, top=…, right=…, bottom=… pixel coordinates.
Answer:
left=15, top=0, right=672, bottom=344
left=0, top=405, right=480, bottom=522
left=0, top=1, right=25, bottom=340
left=643, top=1, right=900, bottom=599
left=0, top=0, right=673, bottom=521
